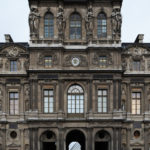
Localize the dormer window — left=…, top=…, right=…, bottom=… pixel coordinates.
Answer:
left=133, top=60, right=140, bottom=71
left=70, top=13, right=81, bottom=40
left=44, top=12, right=54, bottom=38
left=10, top=60, right=17, bottom=72
left=97, top=12, right=107, bottom=38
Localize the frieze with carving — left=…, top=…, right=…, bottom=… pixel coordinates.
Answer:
left=38, top=53, right=59, bottom=67
left=92, top=52, right=113, bottom=67
left=64, top=55, right=88, bottom=67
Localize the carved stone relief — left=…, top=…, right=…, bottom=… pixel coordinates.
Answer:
left=38, top=53, right=58, bottom=67
left=0, top=58, right=3, bottom=68
left=64, top=55, right=88, bottom=67
left=92, top=52, right=113, bottom=67
left=1, top=46, right=26, bottom=57
left=24, top=58, right=29, bottom=70
left=121, top=129, right=127, bottom=146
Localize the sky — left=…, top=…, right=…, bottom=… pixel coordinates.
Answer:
left=0, top=0, right=150, bottom=43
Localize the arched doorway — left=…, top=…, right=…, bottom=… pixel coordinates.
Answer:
left=95, top=130, right=111, bottom=150
left=40, top=131, right=56, bottom=150
left=66, top=130, right=85, bottom=150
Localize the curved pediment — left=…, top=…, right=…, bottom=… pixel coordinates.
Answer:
left=0, top=43, right=28, bottom=58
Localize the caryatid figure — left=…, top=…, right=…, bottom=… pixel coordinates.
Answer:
left=29, top=7, right=40, bottom=37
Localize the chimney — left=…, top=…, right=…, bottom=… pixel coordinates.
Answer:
left=134, top=34, right=144, bottom=43
left=4, top=34, right=13, bottom=43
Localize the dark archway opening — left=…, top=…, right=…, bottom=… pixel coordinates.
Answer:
left=95, top=142, right=108, bottom=150
left=95, top=130, right=111, bottom=150
left=66, top=130, right=85, bottom=150
left=40, top=131, right=56, bottom=150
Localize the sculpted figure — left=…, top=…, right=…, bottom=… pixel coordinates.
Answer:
left=85, top=4, right=94, bottom=41
left=111, top=8, right=122, bottom=38
left=29, top=7, right=40, bottom=36
left=57, top=5, right=66, bottom=40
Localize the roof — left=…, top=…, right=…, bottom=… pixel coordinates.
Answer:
left=0, top=42, right=29, bottom=49
left=122, top=43, right=150, bottom=48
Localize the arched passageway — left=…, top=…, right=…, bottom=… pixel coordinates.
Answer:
left=66, top=130, right=85, bottom=150
left=95, top=130, right=111, bottom=150
left=40, top=131, right=56, bottom=150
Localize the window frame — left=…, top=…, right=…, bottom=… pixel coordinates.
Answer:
left=69, top=13, right=82, bottom=40
left=43, top=89, right=55, bottom=113
left=97, top=89, right=108, bottom=113
left=131, top=91, right=141, bottom=115
left=44, top=56, right=52, bottom=68
left=10, top=60, right=17, bottom=72
left=97, top=12, right=107, bottom=38
left=9, top=92, right=19, bottom=115
left=99, top=56, right=107, bottom=68
left=44, top=12, right=54, bottom=38
left=67, top=84, right=84, bottom=114
left=132, top=60, right=141, bottom=71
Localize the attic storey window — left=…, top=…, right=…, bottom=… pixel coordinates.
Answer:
left=132, top=60, right=140, bottom=71
left=44, top=12, right=54, bottom=38
left=10, top=60, right=17, bottom=72
left=44, top=56, right=52, bottom=68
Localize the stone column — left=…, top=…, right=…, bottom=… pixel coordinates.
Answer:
left=113, top=128, right=117, bottom=150
left=118, top=80, right=122, bottom=110
left=88, top=80, right=93, bottom=112
left=58, top=128, right=64, bottom=150
left=58, top=80, right=63, bottom=112
left=29, top=128, right=33, bottom=150
left=113, top=80, right=117, bottom=110
left=87, top=128, right=93, bottom=150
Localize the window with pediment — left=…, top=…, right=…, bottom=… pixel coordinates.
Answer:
left=70, top=13, right=82, bottom=40
left=97, top=12, right=107, bottom=38
left=67, top=85, right=84, bottom=114
left=44, top=12, right=54, bottom=38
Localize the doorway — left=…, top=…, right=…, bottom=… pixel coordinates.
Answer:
left=43, top=142, right=56, bottom=150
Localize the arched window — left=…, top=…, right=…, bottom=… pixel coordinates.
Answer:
left=97, top=12, right=107, bottom=38
left=70, top=13, right=82, bottom=39
left=67, top=85, right=84, bottom=114
left=44, top=12, right=54, bottom=38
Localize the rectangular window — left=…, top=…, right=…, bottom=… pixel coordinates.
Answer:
left=9, top=92, right=19, bottom=115
left=44, top=89, right=54, bottom=113
left=133, top=60, right=140, bottom=71
left=44, top=56, right=52, bottom=68
left=132, top=92, right=141, bottom=114
left=98, top=89, right=107, bottom=113
left=10, top=60, right=17, bottom=72
left=99, top=56, right=107, bottom=68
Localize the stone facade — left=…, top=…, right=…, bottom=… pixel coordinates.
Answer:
left=0, top=0, right=150, bottom=150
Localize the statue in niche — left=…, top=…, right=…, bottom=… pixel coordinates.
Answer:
left=25, top=85, right=30, bottom=111
left=0, top=88, right=3, bottom=111
left=121, top=84, right=126, bottom=111
left=57, top=5, right=66, bottom=40
left=29, top=7, right=40, bottom=37
left=111, top=8, right=122, bottom=39
left=85, top=4, right=94, bottom=42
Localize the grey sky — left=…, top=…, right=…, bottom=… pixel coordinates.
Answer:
left=0, top=0, right=150, bottom=43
